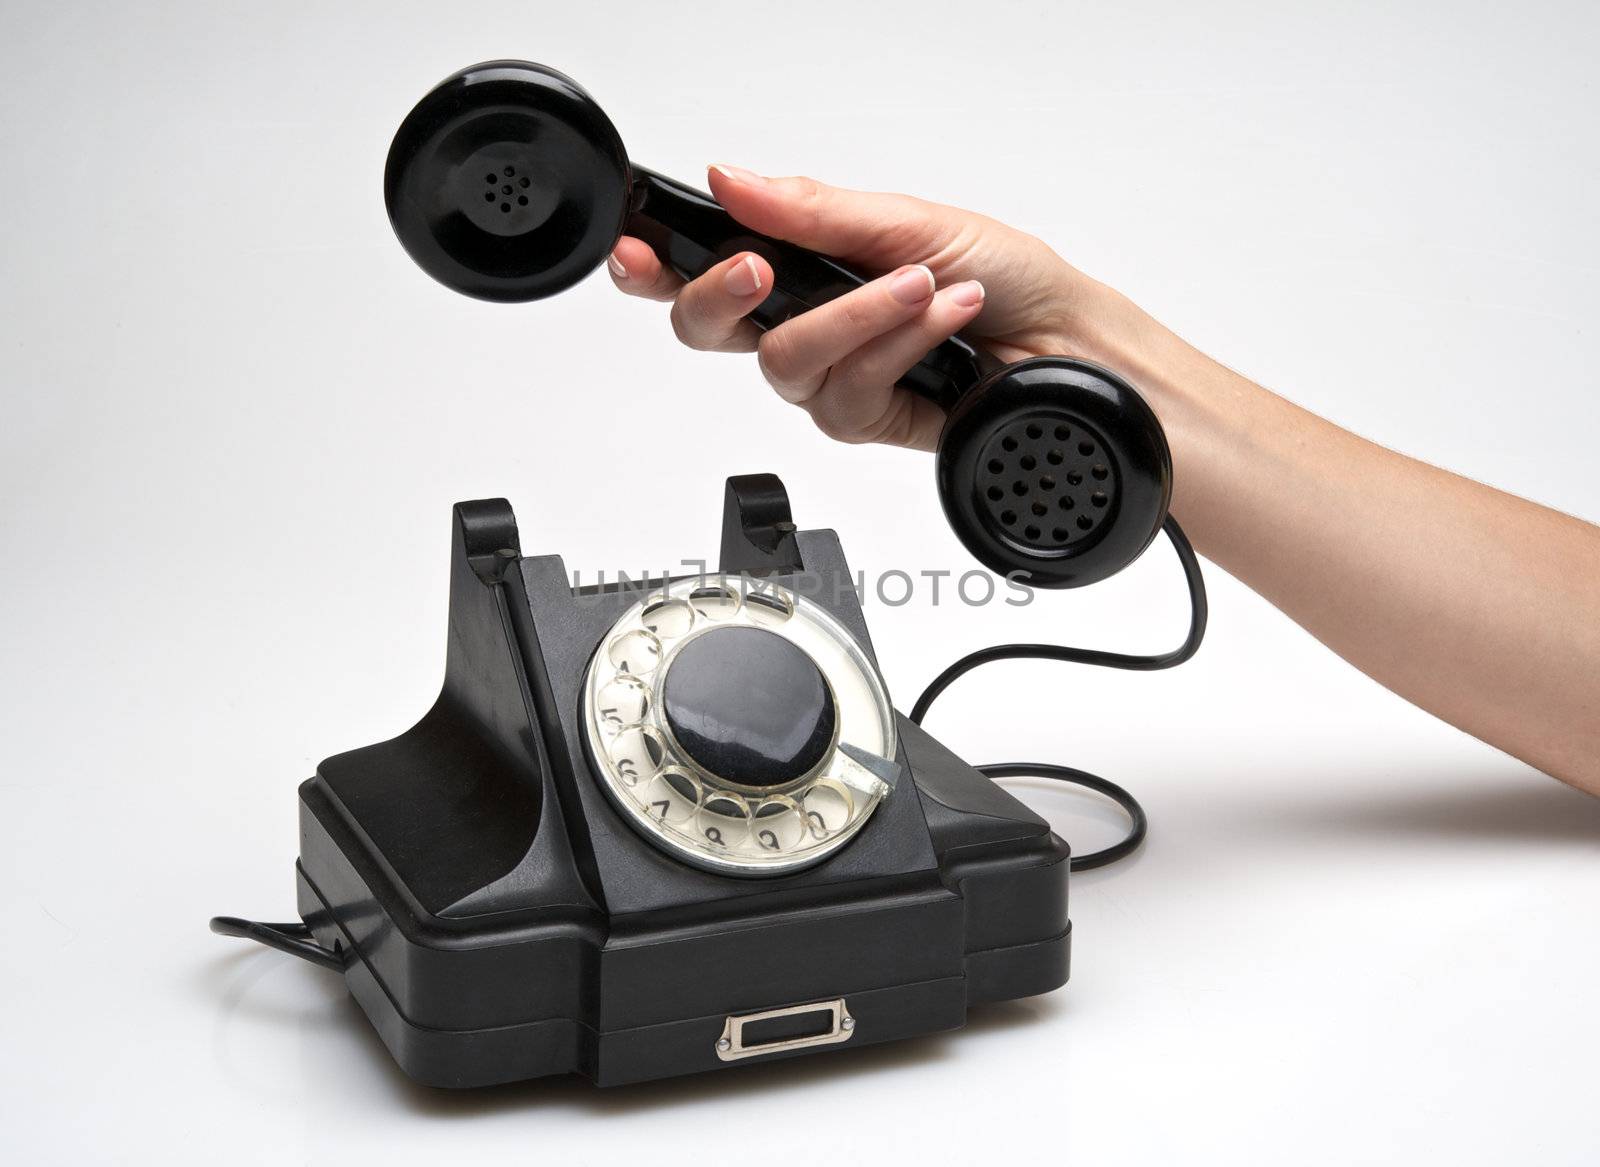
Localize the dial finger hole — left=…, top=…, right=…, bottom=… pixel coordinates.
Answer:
left=697, top=790, right=752, bottom=851
left=744, top=586, right=795, bottom=627
left=750, top=796, right=806, bottom=853
left=802, top=778, right=854, bottom=840
left=641, top=596, right=694, bottom=640
left=639, top=766, right=701, bottom=825
left=607, top=629, right=662, bottom=675
left=595, top=675, right=650, bottom=729
left=688, top=581, right=742, bottom=621
left=610, top=726, right=665, bottom=787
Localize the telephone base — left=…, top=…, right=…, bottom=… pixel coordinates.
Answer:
left=291, top=475, right=1072, bottom=1087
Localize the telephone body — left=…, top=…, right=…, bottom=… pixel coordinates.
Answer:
left=293, top=475, right=1071, bottom=1087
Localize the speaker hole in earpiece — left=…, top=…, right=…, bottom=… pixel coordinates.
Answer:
left=1012, top=481, right=1027, bottom=496
left=1059, top=496, right=1075, bottom=510
left=1001, top=436, right=1018, bottom=452
left=1020, top=455, right=1036, bottom=471
left=1039, top=475, right=1055, bottom=491
left=1079, top=441, right=1095, bottom=456
left=1091, top=491, right=1108, bottom=508
left=1066, top=471, right=1083, bottom=486
left=1046, top=450, right=1063, bottom=466
left=1001, top=510, right=1017, bottom=525
left=1055, top=425, right=1070, bottom=441
left=987, top=486, right=1004, bottom=502
left=1077, top=515, right=1093, bottom=530
left=1092, top=464, right=1109, bottom=480
left=987, top=459, right=1004, bottom=474
left=1053, top=527, right=1069, bottom=542
left=1031, top=502, right=1047, bottom=517
left=1025, top=423, right=1042, bottom=440
left=1025, top=525, right=1041, bottom=540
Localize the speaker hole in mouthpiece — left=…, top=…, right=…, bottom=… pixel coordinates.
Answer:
left=502, top=184, right=513, bottom=195
left=1025, top=423, right=1042, bottom=440
left=1092, top=464, right=1109, bottom=480
left=1091, top=491, right=1108, bottom=508
left=1077, top=515, right=1093, bottom=530
left=1001, top=510, right=1017, bottom=525
left=1001, top=436, right=1018, bottom=452
left=987, top=486, right=1003, bottom=502
left=518, top=195, right=529, bottom=206
left=500, top=203, right=511, bottom=212
left=1079, top=441, right=1095, bottom=456
left=1020, top=455, right=1037, bottom=471
left=483, top=192, right=494, bottom=202
left=1025, top=525, right=1041, bottom=540
left=519, top=176, right=530, bottom=188
left=484, top=173, right=496, bottom=183
left=503, top=166, right=515, bottom=177
left=987, top=459, right=1004, bottom=474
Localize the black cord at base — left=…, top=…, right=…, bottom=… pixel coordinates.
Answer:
left=209, top=916, right=343, bottom=971
left=911, top=516, right=1206, bottom=872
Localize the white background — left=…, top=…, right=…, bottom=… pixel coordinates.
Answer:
left=2, top=1, right=1597, bottom=1163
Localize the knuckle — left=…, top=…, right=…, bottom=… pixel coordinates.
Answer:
left=756, top=331, right=796, bottom=383
left=834, top=293, right=874, bottom=334
left=810, top=404, right=874, bottom=445
left=668, top=302, right=706, bottom=349
left=786, top=175, right=827, bottom=232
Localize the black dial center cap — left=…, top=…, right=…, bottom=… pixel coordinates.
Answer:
left=661, top=626, right=836, bottom=787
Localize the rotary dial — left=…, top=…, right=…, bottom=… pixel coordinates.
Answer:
left=582, top=576, right=897, bottom=876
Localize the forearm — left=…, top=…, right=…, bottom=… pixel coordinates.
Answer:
left=1090, top=288, right=1600, bottom=792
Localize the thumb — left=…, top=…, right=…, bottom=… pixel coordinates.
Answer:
left=707, top=165, right=961, bottom=268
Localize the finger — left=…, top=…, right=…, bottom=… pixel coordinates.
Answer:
left=755, top=264, right=937, bottom=403
left=708, top=165, right=963, bottom=267
left=608, top=237, right=683, bottom=301
left=803, top=280, right=986, bottom=449
left=667, top=250, right=773, bottom=353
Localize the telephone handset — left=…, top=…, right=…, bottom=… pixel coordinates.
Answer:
left=383, top=59, right=1172, bottom=588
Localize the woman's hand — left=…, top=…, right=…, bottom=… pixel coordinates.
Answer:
left=613, top=165, right=1600, bottom=796
left=607, top=165, right=1131, bottom=451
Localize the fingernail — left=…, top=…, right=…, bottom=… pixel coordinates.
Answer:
left=950, top=280, right=985, bottom=308
left=607, top=251, right=628, bottom=279
left=889, top=264, right=936, bottom=305
left=724, top=254, right=763, bottom=297
left=712, top=163, right=766, bottom=186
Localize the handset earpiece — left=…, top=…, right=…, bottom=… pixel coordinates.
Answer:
left=384, top=60, right=1174, bottom=587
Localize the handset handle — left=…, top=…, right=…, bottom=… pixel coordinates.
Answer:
left=625, top=166, right=994, bottom=411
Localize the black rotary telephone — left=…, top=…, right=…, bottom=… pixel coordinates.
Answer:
left=212, top=62, right=1207, bottom=1089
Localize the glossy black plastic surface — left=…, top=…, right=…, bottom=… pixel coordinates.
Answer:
left=385, top=61, right=1178, bottom=589
left=660, top=625, right=837, bottom=786
left=937, top=357, right=1172, bottom=588
left=291, top=476, right=1071, bottom=1087
left=385, top=61, right=630, bottom=302
left=384, top=60, right=987, bottom=409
